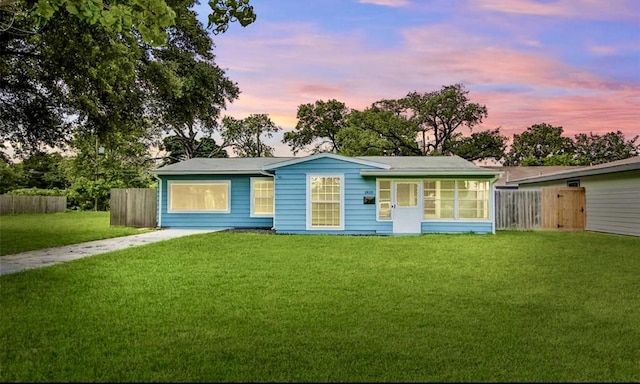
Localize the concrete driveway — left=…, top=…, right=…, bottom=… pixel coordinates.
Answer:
left=0, top=229, right=221, bottom=276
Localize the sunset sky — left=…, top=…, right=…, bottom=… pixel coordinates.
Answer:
left=194, top=0, right=640, bottom=157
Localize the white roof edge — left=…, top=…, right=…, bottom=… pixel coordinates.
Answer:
left=263, top=153, right=392, bottom=170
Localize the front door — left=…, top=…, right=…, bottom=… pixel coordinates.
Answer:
left=392, top=181, right=422, bottom=234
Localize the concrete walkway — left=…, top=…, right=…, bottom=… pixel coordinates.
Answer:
left=0, top=229, right=220, bottom=276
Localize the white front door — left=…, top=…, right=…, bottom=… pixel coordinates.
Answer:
left=392, top=181, right=422, bottom=234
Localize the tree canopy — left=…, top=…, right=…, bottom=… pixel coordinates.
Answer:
left=505, top=124, right=639, bottom=166
left=282, top=99, right=350, bottom=155
left=282, top=85, right=497, bottom=162
left=0, top=0, right=255, bottom=158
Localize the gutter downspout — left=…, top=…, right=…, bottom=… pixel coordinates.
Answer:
left=154, top=174, right=162, bottom=229
left=489, top=173, right=503, bottom=234
left=260, top=169, right=276, bottom=230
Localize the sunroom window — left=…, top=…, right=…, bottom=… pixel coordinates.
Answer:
left=423, top=180, right=455, bottom=219
left=251, top=178, right=274, bottom=216
left=423, top=179, right=489, bottom=220
left=457, top=180, right=489, bottom=219
left=169, top=181, right=229, bottom=212
left=309, top=175, right=342, bottom=228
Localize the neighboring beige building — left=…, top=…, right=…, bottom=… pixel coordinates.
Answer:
left=506, top=157, right=640, bottom=237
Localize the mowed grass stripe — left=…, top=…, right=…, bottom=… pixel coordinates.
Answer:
left=1, top=231, right=639, bottom=382
left=0, top=211, right=150, bottom=256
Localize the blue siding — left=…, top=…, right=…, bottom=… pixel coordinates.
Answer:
left=158, top=174, right=273, bottom=229
left=274, top=157, right=388, bottom=235
left=421, top=221, right=493, bottom=234
left=273, top=157, right=495, bottom=235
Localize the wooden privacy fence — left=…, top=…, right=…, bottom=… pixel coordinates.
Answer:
left=110, top=188, right=157, bottom=228
left=541, top=187, right=585, bottom=231
left=495, top=187, right=586, bottom=231
left=0, top=195, right=66, bottom=214
left=495, top=190, right=541, bottom=230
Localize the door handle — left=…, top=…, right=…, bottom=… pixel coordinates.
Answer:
left=391, top=204, right=396, bottom=209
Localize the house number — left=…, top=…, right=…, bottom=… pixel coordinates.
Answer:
left=364, top=190, right=374, bottom=195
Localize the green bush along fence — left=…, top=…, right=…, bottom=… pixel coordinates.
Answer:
left=110, top=188, right=157, bottom=228
left=0, top=195, right=67, bottom=214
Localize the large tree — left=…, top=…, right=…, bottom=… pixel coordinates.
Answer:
left=394, top=84, right=488, bottom=154
left=282, top=99, right=350, bottom=154
left=0, top=0, right=255, bottom=158
left=573, top=131, right=639, bottom=165
left=444, top=128, right=507, bottom=162
left=2, top=0, right=255, bottom=46
left=336, top=107, right=421, bottom=156
left=221, top=114, right=282, bottom=157
left=160, top=136, right=228, bottom=165
left=504, top=123, right=576, bottom=166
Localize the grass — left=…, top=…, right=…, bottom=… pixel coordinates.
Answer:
left=1, top=231, right=639, bottom=382
left=0, top=211, right=152, bottom=256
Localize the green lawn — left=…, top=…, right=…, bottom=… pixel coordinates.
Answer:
left=1, top=231, right=639, bottom=382
left=0, top=211, right=151, bottom=256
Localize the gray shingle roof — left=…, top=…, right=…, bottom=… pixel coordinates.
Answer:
left=153, top=157, right=296, bottom=175
left=152, top=154, right=501, bottom=177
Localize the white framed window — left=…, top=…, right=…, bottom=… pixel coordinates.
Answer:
left=423, top=180, right=455, bottom=219
left=457, top=180, right=489, bottom=220
left=307, top=174, right=344, bottom=230
left=422, top=179, right=489, bottom=220
left=168, top=181, right=230, bottom=213
left=377, top=179, right=392, bottom=220
left=250, top=177, right=274, bottom=217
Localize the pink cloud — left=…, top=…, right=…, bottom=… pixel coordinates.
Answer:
left=214, top=21, right=640, bottom=156
left=470, top=0, right=640, bottom=20
left=358, top=0, right=409, bottom=7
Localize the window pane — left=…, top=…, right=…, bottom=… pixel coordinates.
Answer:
left=377, top=180, right=391, bottom=220
left=310, top=177, right=341, bottom=227
left=423, top=180, right=454, bottom=219
left=252, top=179, right=274, bottom=215
left=396, top=183, right=418, bottom=207
left=170, top=183, right=228, bottom=212
left=457, top=180, right=488, bottom=220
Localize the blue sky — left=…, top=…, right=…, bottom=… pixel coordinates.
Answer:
left=192, top=0, right=640, bottom=156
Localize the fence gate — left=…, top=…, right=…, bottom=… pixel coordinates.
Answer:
left=110, top=188, right=157, bottom=228
left=541, top=187, right=585, bottom=231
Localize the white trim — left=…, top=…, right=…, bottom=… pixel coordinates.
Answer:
left=266, top=153, right=391, bottom=171
left=306, top=173, right=345, bottom=231
left=250, top=177, right=274, bottom=218
left=376, top=179, right=392, bottom=221
left=361, top=170, right=499, bottom=177
left=167, top=180, right=231, bottom=214
left=155, top=175, right=163, bottom=228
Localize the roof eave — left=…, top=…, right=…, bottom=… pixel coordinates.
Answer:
left=512, top=163, right=640, bottom=184
left=360, top=170, right=502, bottom=177
left=152, top=170, right=263, bottom=176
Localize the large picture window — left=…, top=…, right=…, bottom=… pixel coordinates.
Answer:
left=423, top=179, right=488, bottom=220
left=251, top=178, right=274, bottom=217
left=169, top=181, right=230, bottom=213
left=308, top=175, right=343, bottom=229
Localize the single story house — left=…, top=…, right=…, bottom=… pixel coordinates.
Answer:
left=152, top=153, right=502, bottom=235
left=508, top=156, right=640, bottom=237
